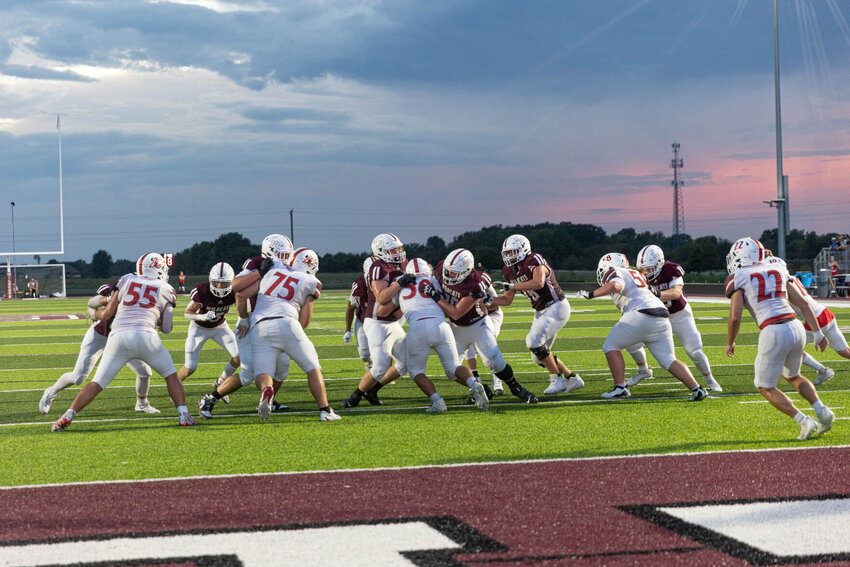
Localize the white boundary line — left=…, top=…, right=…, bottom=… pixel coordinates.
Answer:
left=2, top=443, right=848, bottom=492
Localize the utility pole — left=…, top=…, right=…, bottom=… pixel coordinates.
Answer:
left=671, top=142, right=685, bottom=247
left=289, top=209, right=294, bottom=244
left=773, top=0, right=788, bottom=258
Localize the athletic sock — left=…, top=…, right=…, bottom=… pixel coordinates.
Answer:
left=371, top=382, right=384, bottom=393
left=793, top=411, right=806, bottom=424
left=471, top=370, right=480, bottom=378
left=430, top=393, right=442, bottom=402
left=320, top=406, right=332, bottom=414
left=63, top=409, right=76, bottom=421
left=813, top=400, right=825, bottom=413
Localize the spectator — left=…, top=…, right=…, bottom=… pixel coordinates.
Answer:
left=178, top=271, right=187, bottom=294
left=27, top=276, right=39, bottom=298
left=830, top=237, right=839, bottom=251
left=830, top=256, right=845, bottom=297
left=841, top=235, right=850, bottom=251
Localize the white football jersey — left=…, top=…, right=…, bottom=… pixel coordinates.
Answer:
left=725, top=262, right=795, bottom=328
left=604, top=266, right=663, bottom=314
left=396, top=275, right=445, bottom=322
left=252, top=261, right=321, bottom=322
left=111, top=273, right=175, bottom=332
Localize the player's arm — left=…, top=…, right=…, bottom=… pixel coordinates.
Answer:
left=726, top=290, right=744, bottom=357
left=344, top=302, right=355, bottom=333
left=299, top=297, right=314, bottom=329
left=436, top=295, right=478, bottom=320
left=184, top=300, right=218, bottom=322
left=788, top=283, right=828, bottom=351
left=99, top=290, right=122, bottom=322
left=372, top=278, right=398, bottom=306
left=585, top=278, right=624, bottom=299
left=490, top=289, right=515, bottom=307
left=659, top=284, right=683, bottom=302
left=234, top=281, right=259, bottom=338
left=232, top=271, right=261, bottom=294
left=159, top=288, right=176, bottom=334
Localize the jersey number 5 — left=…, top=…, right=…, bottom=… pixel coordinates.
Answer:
left=264, top=272, right=300, bottom=300
left=123, top=282, right=159, bottom=309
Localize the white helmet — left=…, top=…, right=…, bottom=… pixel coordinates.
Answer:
left=209, top=262, right=235, bottom=298
left=262, top=234, right=294, bottom=263
left=371, top=233, right=406, bottom=265
left=726, top=237, right=765, bottom=275
left=442, top=248, right=474, bottom=285
left=596, top=253, right=629, bottom=286
left=362, top=257, right=373, bottom=277
left=290, top=247, right=319, bottom=276
left=636, top=245, right=665, bottom=280
left=764, top=255, right=787, bottom=270
left=405, top=257, right=432, bottom=278
left=136, top=252, right=169, bottom=282
left=502, top=234, right=531, bottom=266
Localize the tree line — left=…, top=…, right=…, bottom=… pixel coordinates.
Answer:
left=54, top=225, right=837, bottom=278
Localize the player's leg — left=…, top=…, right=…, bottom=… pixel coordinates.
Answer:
left=127, top=360, right=159, bottom=414
left=782, top=323, right=833, bottom=434
left=137, top=331, right=194, bottom=425
left=672, top=306, right=720, bottom=391
left=644, top=317, right=705, bottom=400
left=404, top=320, right=446, bottom=412
left=601, top=314, right=642, bottom=398
left=281, top=319, right=339, bottom=421
left=474, top=319, right=538, bottom=403
left=177, top=323, right=205, bottom=381
left=624, top=344, right=653, bottom=386
left=354, top=318, right=371, bottom=369
left=40, top=326, right=106, bottom=414
left=528, top=300, right=580, bottom=395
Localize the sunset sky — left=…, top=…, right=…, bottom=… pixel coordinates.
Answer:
left=1, top=0, right=848, bottom=263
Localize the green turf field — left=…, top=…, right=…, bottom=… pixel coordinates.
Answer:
left=1, top=293, right=847, bottom=487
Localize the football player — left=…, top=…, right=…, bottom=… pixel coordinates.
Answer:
left=764, top=253, right=850, bottom=385
left=635, top=245, right=722, bottom=392
left=725, top=237, right=833, bottom=440
left=578, top=253, right=708, bottom=402
left=176, top=262, right=240, bottom=399
left=492, top=234, right=583, bottom=396
left=340, top=233, right=408, bottom=409
left=437, top=249, right=538, bottom=404
left=198, top=234, right=294, bottom=417
left=39, top=283, right=160, bottom=415
left=464, top=263, right=505, bottom=395
left=343, top=257, right=373, bottom=370
left=379, top=258, right=489, bottom=412
left=243, top=248, right=339, bottom=421
left=51, top=253, right=195, bottom=431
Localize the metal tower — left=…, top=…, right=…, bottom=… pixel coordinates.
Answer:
left=671, top=142, right=685, bottom=246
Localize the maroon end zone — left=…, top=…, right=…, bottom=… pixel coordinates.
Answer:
left=1, top=446, right=849, bottom=565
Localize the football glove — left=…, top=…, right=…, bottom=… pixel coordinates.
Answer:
left=493, top=281, right=514, bottom=292
left=396, top=273, right=417, bottom=287
left=203, top=311, right=219, bottom=322
left=343, top=331, right=352, bottom=343
left=258, top=257, right=274, bottom=277
left=576, top=289, right=593, bottom=300
left=422, top=281, right=441, bottom=302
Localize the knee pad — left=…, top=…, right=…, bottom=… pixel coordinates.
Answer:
left=494, top=363, right=514, bottom=380
left=530, top=345, right=550, bottom=362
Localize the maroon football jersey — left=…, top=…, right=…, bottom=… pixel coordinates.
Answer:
left=646, top=261, right=688, bottom=315
left=435, top=260, right=489, bottom=326
left=189, top=281, right=235, bottom=328
left=240, top=255, right=264, bottom=311
left=364, top=259, right=403, bottom=321
left=349, top=276, right=369, bottom=323
left=502, top=252, right=565, bottom=312
left=479, top=271, right=501, bottom=315
left=93, top=281, right=115, bottom=337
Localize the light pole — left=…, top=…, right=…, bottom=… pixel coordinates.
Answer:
left=10, top=201, right=16, bottom=294
left=773, top=0, right=788, bottom=259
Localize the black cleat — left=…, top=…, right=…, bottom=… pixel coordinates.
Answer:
left=198, top=394, right=217, bottom=419
left=340, top=390, right=362, bottom=409
left=271, top=401, right=290, bottom=413
left=514, top=387, right=539, bottom=404
left=363, top=388, right=383, bottom=406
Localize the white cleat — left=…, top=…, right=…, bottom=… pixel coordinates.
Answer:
left=258, top=386, right=273, bottom=421
left=320, top=409, right=342, bottom=421
left=562, top=375, right=585, bottom=394
left=601, top=385, right=631, bottom=399
left=705, top=375, right=723, bottom=392
left=543, top=376, right=568, bottom=395
left=626, top=368, right=654, bottom=387
left=492, top=376, right=504, bottom=396
left=426, top=397, right=448, bottom=414
left=135, top=399, right=161, bottom=414
left=39, top=389, right=56, bottom=415
left=815, top=406, right=835, bottom=435
left=814, top=367, right=835, bottom=386
left=797, top=416, right=819, bottom=441
left=470, top=382, right=489, bottom=411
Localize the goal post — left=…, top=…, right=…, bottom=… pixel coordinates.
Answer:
left=3, top=262, right=66, bottom=298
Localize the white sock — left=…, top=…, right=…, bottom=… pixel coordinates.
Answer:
left=50, top=372, right=80, bottom=394
left=813, top=400, right=825, bottom=413
left=430, top=393, right=442, bottom=402
left=177, top=405, right=188, bottom=415
left=63, top=409, right=76, bottom=421
left=465, top=377, right=478, bottom=388
left=793, top=411, right=806, bottom=424
left=802, top=353, right=826, bottom=372
left=221, top=363, right=238, bottom=379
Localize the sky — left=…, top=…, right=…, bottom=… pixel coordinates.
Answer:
left=0, top=0, right=849, bottom=264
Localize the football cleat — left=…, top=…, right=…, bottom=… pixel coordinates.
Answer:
left=271, top=401, right=290, bottom=413
left=320, top=409, right=342, bottom=421
left=563, top=375, right=585, bottom=394
left=689, top=387, right=708, bottom=402
left=340, top=390, right=362, bottom=409
left=543, top=376, right=569, bottom=395
left=815, top=406, right=835, bottom=435
left=492, top=376, right=505, bottom=396
left=213, top=377, right=230, bottom=404
left=797, top=416, right=819, bottom=441
left=705, top=375, right=723, bottom=392
left=39, top=389, right=56, bottom=415
left=601, top=385, right=631, bottom=399
left=626, top=368, right=654, bottom=387
left=362, top=388, right=383, bottom=406
left=426, top=397, right=448, bottom=413
left=258, top=386, right=274, bottom=421
left=814, top=367, right=835, bottom=386
left=51, top=416, right=71, bottom=432
left=470, top=381, right=489, bottom=411
left=179, top=413, right=197, bottom=427
left=135, top=399, right=161, bottom=414
left=512, top=386, right=539, bottom=404
left=198, top=394, right=217, bottom=419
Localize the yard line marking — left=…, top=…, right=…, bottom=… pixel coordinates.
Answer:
left=739, top=400, right=769, bottom=404
left=0, top=444, right=847, bottom=491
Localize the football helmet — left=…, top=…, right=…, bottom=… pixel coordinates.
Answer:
left=636, top=245, right=665, bottom=280
left=136, top=253, right=169, bottom=282
left=209, top=262, right=235, bottom=298
left=371, top=233, right=406, bottom=265
left=596, top=253, right=629, bottom=286
left=442, top=248, right=475, bottom=285
left=362, top=257, right=373, bottom=277
left=261, top=234, right=294, bottom=263
left=501, top=234, right=531, bottom=266
left=726, top=237, right=765, bottom=275
left=764, top=255, right=787, bottom=269
left=290, top=247, right=319, bottom=276
left=405, top=257, right=432, bottom=277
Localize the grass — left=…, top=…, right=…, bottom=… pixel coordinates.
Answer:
left=1, top=293, right=848, bottom=487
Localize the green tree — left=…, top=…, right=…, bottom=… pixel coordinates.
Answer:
left=91, top=250, right=113, bottom=278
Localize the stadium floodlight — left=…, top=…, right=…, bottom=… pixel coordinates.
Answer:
left=3, top=115, right=66, bottom=299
